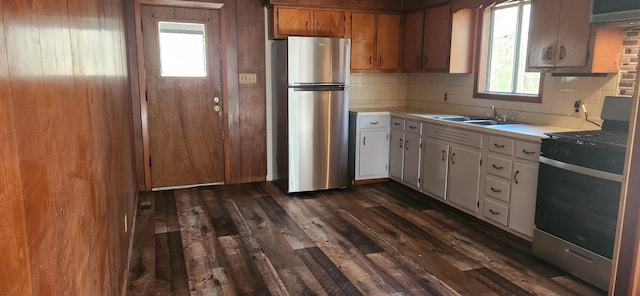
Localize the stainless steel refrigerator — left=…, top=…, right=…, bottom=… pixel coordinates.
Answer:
left=272, top=36, right=351, bottom=193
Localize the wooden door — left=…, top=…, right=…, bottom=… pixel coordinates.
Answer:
left=423, top=4, right=452, bottom=72
left=276, top=7, right=312, bottom=37
left=313, top=9, right=345, bottom=37
left=142, top=6, right=225, bottom=189
left=555, top=0, right=591, bottom=68
left=402, top=10, right=425, bottom=71
left=527, top=0, right=561, bottom=68
left=351, top=12, right=376, bottom=70
left=376, top=14, right=401, bottom=71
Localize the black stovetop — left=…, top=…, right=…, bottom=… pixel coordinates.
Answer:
left=545, top=130, right=628, bottom=148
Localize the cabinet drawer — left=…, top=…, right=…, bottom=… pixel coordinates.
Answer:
left=489, top=136, right=514, bottom=155
left=515, top=141, right=540, bottom=161
left=405, top=120, right=422, bottom=135
left=487, top=155, right=513, bottom=179
left=484, top=199, right=508, bottom=226
left=358, top=115, right=390, bottom=129
left=391, top=117, right=405, bottom=130
left=485, top=176, right=510, bottom=203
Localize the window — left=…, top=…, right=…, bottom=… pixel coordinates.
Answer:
left=158, top=21, right=207, bottom=78
left=475, top=0, right=542, bottom=102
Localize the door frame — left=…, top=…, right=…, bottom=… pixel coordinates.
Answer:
left=134, top=0, right=228, bottom=190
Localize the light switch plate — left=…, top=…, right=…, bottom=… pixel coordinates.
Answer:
left=239, top=73, right=257, bottom=84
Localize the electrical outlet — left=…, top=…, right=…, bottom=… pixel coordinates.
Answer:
left=574, top=100, right=583, bottom=112
left=239, top=73, right=257, bottom=84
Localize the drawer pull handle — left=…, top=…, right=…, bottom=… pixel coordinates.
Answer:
left=363, top=137, right=366, bottom=146
left=451, top=153, right=456, bottom=164
left=394, top=122, right=401, bottom=126
left=523, top=149, right=535, bottom=155
left=514, top=170, right=520, bottom=184
left=492, top=164, right=504, bottom=170
left=399, top=138, right=403, bottom=148
left=409, top=126, right=417, bottom=129
left=490, top=187, right=502, bottom=193
left=494, top=143, right=506, bottom=148
left=405, top=140, right=409, bottom=150
left=489, top=209, right=500, bottom=215
left=369, top=121, right=379, bottom=125
left=441, top=150, right=446, bottom=161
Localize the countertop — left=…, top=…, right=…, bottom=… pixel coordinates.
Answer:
left=350, top=107, right=576, bottom=142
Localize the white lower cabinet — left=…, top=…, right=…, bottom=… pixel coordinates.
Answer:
left=357, top=130, right=389, bottom=179
left=508, top=162, right=538, bottom=237
left=421, top=139, right=449, bottom=200
left=389, top=128, right=404, bottom=180
left=482, top=135, right=540, bottom=240
left=389, top=117, right=422, bottom=189
left=402, top=132, right=421, bottom=188
left=448, top=144, right=481, bottom=213
left=423, top=124, right=482, bottom=214
left=353, top=114, right=390, bottom=181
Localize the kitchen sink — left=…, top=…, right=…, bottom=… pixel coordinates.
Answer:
left=436, top=115, right=518, bottom=125
left=463, top=119, right=517, bottom=125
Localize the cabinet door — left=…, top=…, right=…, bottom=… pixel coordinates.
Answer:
left=276, top=7, right=312, bottom=37
left=403, top=133, right=421, bottom=187
left=527, top=0, right=561, bottom=68
left=389, top=129, right=404, bottom=180
left=509, top=162, right=538, bottom=237
left=313, top=10, right=345, bottom=37
left=555, top=0, right=590, bottom=68
left=376, top=14, right=401, bottom=71
left=448, top=145, right=481, bottom=213
left=351, top=12, right=377, bottom=70
left=423, top=4, right=451, bottom=71
left=422, top=139, right=449, bottom=200
left=357, top=130, right=389, bottom=179
left=402, top=10, right=425, bottom=71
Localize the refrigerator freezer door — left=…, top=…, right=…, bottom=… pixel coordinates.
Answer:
left=287, top=37, right=350, bottom=86
left=286, top=88, right=349, bottom=192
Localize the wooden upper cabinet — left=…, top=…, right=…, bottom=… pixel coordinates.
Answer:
left=268, top=6, right=345, bottom=39
left=422, top=4, right=452, bottom=71
left=402, top=4, right=475, bottom=73
left=377, top=14, right=401, bottom=71
left=313, top=10, right=346, bottom=37
left=351, top=12, right=400, bottom=72
left=527, top=0, right=623, bottom=73
left=274, top=7, right=312, bottom=37
left=401, top=10, right=424, bottom=71
left=351, top=12, right=377, bottom=70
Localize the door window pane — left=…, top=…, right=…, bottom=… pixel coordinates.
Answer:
left=158, top=21, right=206, bottom=77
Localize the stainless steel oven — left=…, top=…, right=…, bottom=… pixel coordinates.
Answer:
left=533, top=96, right=631, bottom=290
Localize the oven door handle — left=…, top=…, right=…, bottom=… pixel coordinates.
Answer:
left=539, top=156, right=623, bottom=182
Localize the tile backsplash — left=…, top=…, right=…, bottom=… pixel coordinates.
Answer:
left=350, top=72, right=623, bottom=130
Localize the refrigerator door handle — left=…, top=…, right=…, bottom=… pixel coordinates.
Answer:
left=291, top=85, right=346, bottom=92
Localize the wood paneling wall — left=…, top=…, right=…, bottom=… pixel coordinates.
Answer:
left=129, top=0, right=268, bottom=188
left=0, top=0, right=137, bottom=295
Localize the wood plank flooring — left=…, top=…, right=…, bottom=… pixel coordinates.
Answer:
left=126, top=181, right=605, bottom=296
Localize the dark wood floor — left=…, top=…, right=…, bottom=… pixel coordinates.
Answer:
left=126, top=181, right=605, bottom=296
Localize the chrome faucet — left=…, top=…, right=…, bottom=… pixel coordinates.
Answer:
left=490, top=106, right=498, bottom=120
